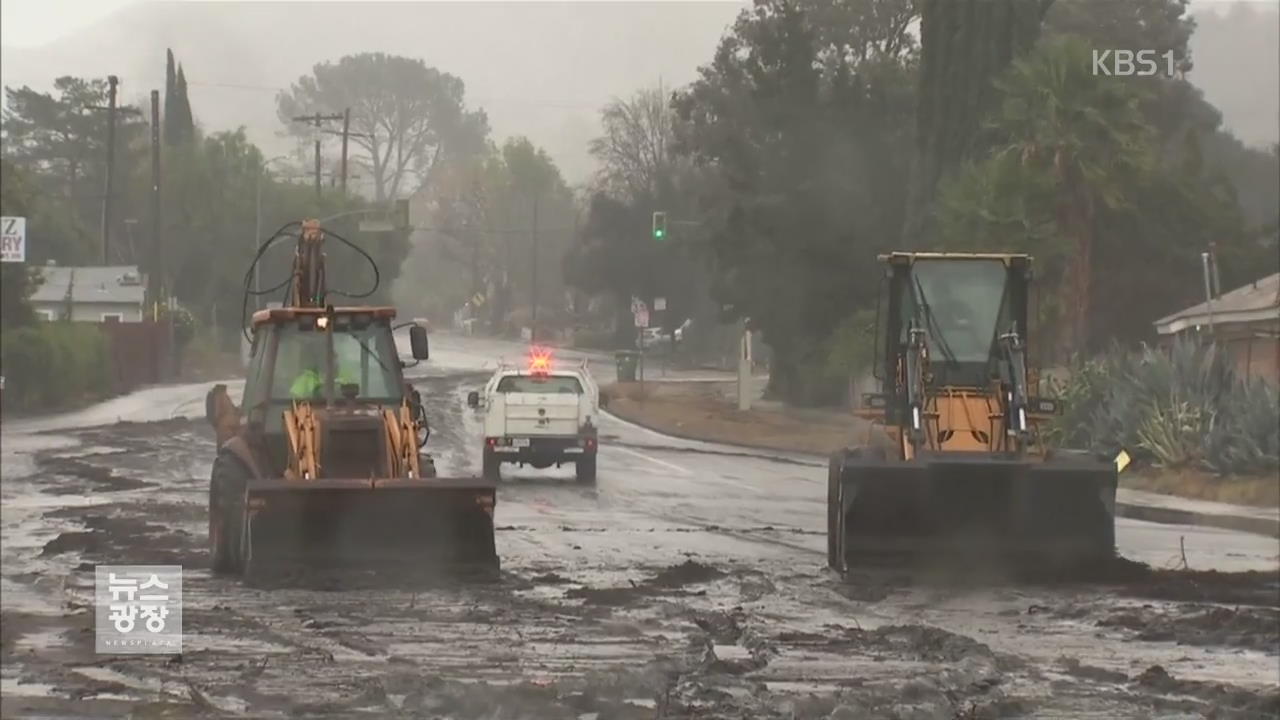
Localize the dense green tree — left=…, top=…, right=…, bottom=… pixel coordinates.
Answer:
left=1, top=160, right=44, bottom=328
left=1043, top=0, right=1278, bottom=258
left=938, top=35, right=1267, bottom=358
left=2, top=76, right=148, bottom=261
left=902, top=0, right=1053, bottom=244
left=673, top=0, right=917, bottom=404
left=276, top=53, right=490, bottom=202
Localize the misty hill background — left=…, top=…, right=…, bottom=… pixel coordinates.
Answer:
left=3, top=1, right=1276, bottom=190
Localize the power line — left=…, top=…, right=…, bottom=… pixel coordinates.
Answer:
left=161, top=79, right=606, bottom=109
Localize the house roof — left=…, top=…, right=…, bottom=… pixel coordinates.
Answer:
left=1155, top=272, right=1280, bottom=335
left=30, top=265, right=147, bottom=306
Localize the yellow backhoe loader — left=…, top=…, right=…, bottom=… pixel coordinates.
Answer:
left=828, top=252, right=1125, bottom=572
left=205, top=220, right=497, bottom=580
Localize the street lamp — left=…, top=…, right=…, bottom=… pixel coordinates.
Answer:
left=254, top=155, right=290, bottom=308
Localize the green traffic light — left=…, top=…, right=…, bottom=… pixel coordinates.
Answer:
left=654, top=229, right=665, bottom=239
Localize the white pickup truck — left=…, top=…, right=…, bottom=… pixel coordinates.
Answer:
left=467, top=355, right=602, bottom=483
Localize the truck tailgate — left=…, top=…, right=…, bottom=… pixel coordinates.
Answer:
left=504, top=393, right=580, bottom=436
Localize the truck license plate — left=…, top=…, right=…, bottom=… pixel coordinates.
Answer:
left=511, top=438, right=531, bottom=448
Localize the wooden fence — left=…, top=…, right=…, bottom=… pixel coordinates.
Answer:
left=99, top=320, right=172, bottom=392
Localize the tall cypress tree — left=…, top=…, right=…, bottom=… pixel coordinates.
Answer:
left=174, top=64, right=195, bottom=142
left=902, top=0, right=1054, bottom=244
left=164, top=49, right=179, bottom=146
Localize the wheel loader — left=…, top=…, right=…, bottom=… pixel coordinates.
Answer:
left=828, top=252, right=1126, bottom=572
left=204, top=220, right=498, bottom=579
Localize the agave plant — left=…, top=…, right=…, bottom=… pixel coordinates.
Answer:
left=1047, top=337, right=1280, bottom=476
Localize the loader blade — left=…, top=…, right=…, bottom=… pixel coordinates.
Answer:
left=836, top=452, right=1116, bottom=570
left=241, top=477, right=498, bottom=581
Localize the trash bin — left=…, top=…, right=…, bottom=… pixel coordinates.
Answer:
left=615, top=351, right=639, bottom=382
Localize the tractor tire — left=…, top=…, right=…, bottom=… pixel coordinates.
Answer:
left=575, top=454, right=597, bottom=484
left=482, top=448, right=501, bottom=482
left=827, top=451, right=845, bottom=571
left=209, top=449, right=250, bottom=576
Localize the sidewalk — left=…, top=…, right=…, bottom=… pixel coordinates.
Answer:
left=603, top=379, right=1280, bottom=539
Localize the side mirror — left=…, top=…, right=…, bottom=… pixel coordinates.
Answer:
left=410, top=325, right=430, bottom=360
left=466, top=390, right=480, bottom=409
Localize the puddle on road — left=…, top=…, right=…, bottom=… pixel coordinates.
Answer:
left=14, top=629, right=70, bottom=652
left=180, top=633, right=294, bottom=656
left=0, top=677, right=59, bottom=698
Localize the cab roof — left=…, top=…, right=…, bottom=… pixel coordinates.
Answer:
left=879, top=252, right=1033, bottom=265
left=251, top=306, right=397, bottom=327
left=493, top=366, right=589, bottom=379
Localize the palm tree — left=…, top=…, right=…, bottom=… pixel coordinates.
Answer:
left=985, top=35, right=1154, bottom=352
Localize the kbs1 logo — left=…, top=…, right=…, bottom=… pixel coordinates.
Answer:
left=1092, top=49, right=1178, bottom=77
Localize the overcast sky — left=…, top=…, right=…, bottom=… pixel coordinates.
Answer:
left=2, top=0, right=1275, bottom=188
left=5, top=0, right=1274, bottom=48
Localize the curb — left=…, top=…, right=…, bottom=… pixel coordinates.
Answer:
left=1116, top=503, right=1279, bottom=539
left=604, top=401, right=1279, bottom=539
left=602, top=402, right=834, bottom=461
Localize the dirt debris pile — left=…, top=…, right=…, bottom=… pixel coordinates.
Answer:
left=1099, top=605, right=1280, bottom=651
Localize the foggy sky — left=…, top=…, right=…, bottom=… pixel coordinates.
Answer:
left=2, top=0, right=1276, bottom=192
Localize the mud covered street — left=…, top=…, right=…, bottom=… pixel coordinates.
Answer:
left=3, top=337, right=1279, bottom=719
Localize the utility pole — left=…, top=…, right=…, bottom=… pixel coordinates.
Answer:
left=100, top=75, right=119, bottom=265
left=530, top=194, right=540, bottom=344
left=340, top=108, right=350, bottom=195
left=738, top=318, right=753, bottom=411
left=314, top=139, right=322, bottom=199
left=321, top=110, right=369, bottom=196
left=291, top=111, right=343, bottom=200
left=88, top=76, right=141, bottom=265
left=149, top=90, right=162, bottom=311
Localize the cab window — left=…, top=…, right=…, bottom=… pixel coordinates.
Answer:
left=269, top=322, right=401, bottom=401
left=496, top=375, right=583, bottom=394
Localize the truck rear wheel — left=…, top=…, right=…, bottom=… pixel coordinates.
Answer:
left=482, top=448, right=501, bottom=482
left=209, top=450, right=249, bottom=575
left=575, top=454, right=597, bottom=484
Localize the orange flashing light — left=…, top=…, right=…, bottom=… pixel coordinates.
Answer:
left=528, top=346, right=553, bottom=375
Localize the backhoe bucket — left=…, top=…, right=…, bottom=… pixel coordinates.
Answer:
left=835, top=452, right=1116, bottom=569
left=241, top=477, right=498, bottom=578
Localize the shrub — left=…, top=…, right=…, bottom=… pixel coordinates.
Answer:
left=1047, top=338, right=1280, bottom=476
left=1, top=322, right=114, bottom=413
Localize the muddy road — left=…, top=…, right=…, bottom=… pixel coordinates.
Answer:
left=2, top=335, right=1278, bottom=719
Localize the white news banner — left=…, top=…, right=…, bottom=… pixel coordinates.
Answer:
left=95, top=565, right=183, bottom=655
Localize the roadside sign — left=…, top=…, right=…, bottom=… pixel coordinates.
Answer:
left=1, top=217, right=26, bottom=263
left=634, top=309, right=650, bottom=328
left=654, top=297, right=667, bottom=311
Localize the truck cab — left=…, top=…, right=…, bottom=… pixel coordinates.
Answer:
left=467, top=350, right=600, bottom=483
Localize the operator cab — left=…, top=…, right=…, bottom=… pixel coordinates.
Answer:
left=238, top=309, right=430, bottom=469
left=884, top=253, right=1030, bottom=390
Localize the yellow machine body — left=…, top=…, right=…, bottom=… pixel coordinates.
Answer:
left=828, top=252, right=1118, bottom=571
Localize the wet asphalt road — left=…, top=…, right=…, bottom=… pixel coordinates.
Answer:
left=1, top=333, right=1277, bottom=719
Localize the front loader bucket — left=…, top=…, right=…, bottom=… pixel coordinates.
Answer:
left=834, top=452, right=1116, bottom=570
left=241, top=477, right=498, bottom=580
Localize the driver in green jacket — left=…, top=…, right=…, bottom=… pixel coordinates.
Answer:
left=287, top=333, right=359, bottom=399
